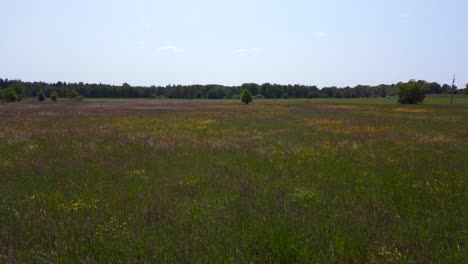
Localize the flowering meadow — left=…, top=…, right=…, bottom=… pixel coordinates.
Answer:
left=0, top=98, right=467, bottom=263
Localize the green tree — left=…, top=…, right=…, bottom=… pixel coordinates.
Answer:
left=397, top=81, right=426, bottom=104
left=240, top=89, right=253, bottom=104
left=423, top=82, right=442, bottom=94
left=51, top=91, right=58, bottom=102
left=2, top=87, right=18, bottom=102
left=9, top=82, right=25, bottom=101
left=441, top=84, right=452, bottom=93
left=67, top=89, right=84, bottom=100
left=460, top=84, right=468, bottom=95
left=38, top=91, right=46, bottom=101
left=241, top=83, right=260, bottom=95
left=308, top=91, right=319, bottom=98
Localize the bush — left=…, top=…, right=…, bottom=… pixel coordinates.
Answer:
left=38, top=91, right=46, bottom=101
left=241, top=89, right=253, bottom=104
left=67, top=89, right=84, bottom=101
left=9, top=82, right=25, bottom=101
left=2, top=88, right=18, bottom=102
left=282, top=93, right=288, bottom=99
left=51, top=91, right=58, bottom=102
left=397, top=81, right=426, bottom=104
left=67, top=89, right=79, bottom=98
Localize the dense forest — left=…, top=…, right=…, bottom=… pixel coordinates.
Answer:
left=0, top=78, right=465, bottom=99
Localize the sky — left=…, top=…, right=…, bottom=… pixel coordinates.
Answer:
left=1, top=0, right=467, bottom=87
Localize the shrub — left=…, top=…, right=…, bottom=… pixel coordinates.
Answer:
left=282, top=93, right=288, bottom=99
left=67, top=89, right=79, bottom=98
left=67, top=89, right=84, bottom=101
left=2, top=88, right=18, bottom=102
left=9, top=82, right=25, bottom=101
left=51, top=91, right=58, bottom=102
left=38, top=91, right=46, bottom=101
left=397, top=81, right=426, bottom=104
left=240, top=89, right=253, bottom=104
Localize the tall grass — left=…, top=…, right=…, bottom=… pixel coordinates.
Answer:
left=0, top=100, right=466, bottom=263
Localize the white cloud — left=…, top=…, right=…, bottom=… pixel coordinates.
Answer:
left=159, top=45, right=183, bottom=53
left=235, top=48, right=260, bottom=53
left=314, top=32, right=329, bottom=37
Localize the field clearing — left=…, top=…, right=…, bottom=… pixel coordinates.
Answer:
left=83, top=95, right=468, bottom=105
left=0, top=99, right=467, bottom=263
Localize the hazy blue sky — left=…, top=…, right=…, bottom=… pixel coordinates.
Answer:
left=1, top=0, right=467, bottom=87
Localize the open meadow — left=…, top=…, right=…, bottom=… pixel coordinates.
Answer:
left=0, top=98, right=467, bottom=263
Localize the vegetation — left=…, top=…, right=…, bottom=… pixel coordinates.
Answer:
left=67, top=89, right=84, bottom=101
left=397, top=81, right=426, bottom=104
left=1, top=87, right=18, bottom=102
left=51, top=91, right=58, bottom=102
left=0, top=99, right=466, bottom=262
left=240, top=89, right=253, bottom=104
left=38, top=90, right=46, bottom=101
left=462, top=83, right=468, bottom=95
left=8, top=82, right=25, bottom=101
left=0, top=78, right=460, bottom=99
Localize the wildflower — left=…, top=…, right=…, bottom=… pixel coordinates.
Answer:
left=58, top=199, right=98, bottom=212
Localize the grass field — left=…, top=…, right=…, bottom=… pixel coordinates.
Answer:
left=87, top=95, right=468, bottom=105
left=0, top=98, right=466, bottom=263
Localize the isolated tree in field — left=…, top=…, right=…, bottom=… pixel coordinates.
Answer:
left=397, top=81, right=425, bottom=104
left=2, top=88, right=18, bottom=102
left=67, top=89, right=84, bottom=101
left=241, top=89, right=253, bottom=104
left=38, top=91, right=46, bottom=101
left=51, top=91, right=58, bottom=102
left=67, top=89, right=79, bottom=98
left=9, top=82, right=25, bottom=101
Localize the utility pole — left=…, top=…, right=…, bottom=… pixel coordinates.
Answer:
left=451, top=75, right=455, bottom=105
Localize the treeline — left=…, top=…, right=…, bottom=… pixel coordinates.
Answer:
left=0, top=78, right=466, bottom=99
